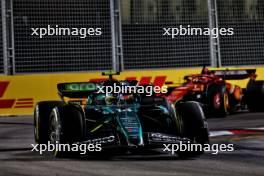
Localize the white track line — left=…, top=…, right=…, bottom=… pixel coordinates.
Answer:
left=209, top=131, right=234, bottom=137
left=210, top=127, right=264, bottom=137
left=246, top=127, right=264, bottom=131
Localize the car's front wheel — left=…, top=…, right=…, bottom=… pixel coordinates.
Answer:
left=177, top=101, right=209, bottom=158
left=49, top=104, right=85, bottom=157
left=34, top=101, right=64, bottom=144
left=245, top=80, right=264, bottom=112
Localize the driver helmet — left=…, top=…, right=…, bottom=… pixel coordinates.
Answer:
left=94, top=94, right=106, bottom=105
left=201, top=67, right=210, bottom=74
left=105, top=93, right=118, bottom=105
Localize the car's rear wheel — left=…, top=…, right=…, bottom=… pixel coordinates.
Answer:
left=177, top=101, right=209, bottom=158
left=49, top=104, right=85, bottom=158
left=208, top=84, right=229, bottom=117
left=34, top=101, right=64, bottom=144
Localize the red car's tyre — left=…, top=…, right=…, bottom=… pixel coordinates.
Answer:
left=207, top=84, right=229, bottom=117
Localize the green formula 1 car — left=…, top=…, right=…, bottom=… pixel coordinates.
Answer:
left=34, top=73, right=209, bottom=158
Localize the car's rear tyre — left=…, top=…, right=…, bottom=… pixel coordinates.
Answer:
left=177, top=101, right=209, bottom=158
left=34, top=101, right=64, bottom=144
left=207, top=84, right=229, bottom=117
left=49, top=104, right=85, bottom=158
left=245, top=80, right=264, bottom=112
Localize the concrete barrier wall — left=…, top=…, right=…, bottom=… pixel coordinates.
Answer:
left=1, top=67, right=263, bottom=116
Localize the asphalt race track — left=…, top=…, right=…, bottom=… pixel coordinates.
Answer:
left=0, top=113, right=263, bottom=176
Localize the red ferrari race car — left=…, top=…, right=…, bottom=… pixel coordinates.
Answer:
left=166, top=67, right=264, bottom=117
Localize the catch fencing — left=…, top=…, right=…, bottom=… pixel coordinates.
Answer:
left=0, top=0, right=263, bottom=74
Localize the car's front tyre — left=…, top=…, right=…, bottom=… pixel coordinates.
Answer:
left=245, top=80, right=264, bottom=112
left=177, top=101, right=209, bottom=158
left=34, top=101, right=64, bottom=144
left=49, top=104, right=85, bottom=158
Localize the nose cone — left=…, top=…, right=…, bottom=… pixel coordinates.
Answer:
left=117, top=108, right=144, bottom=146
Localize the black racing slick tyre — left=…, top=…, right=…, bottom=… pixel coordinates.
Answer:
left=207, top=84, right=229, bottom=117
left=177, top=101, right=209, bottom=158
left=34, top=101, right=64, bottom=144
left=245, top=80, right=264, bottom=112
left=49, top=104, right=85, bottom=158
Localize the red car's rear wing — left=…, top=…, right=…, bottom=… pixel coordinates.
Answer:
left=210, top=68, right=257, bottom=80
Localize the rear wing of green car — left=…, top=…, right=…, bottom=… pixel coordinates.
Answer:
left=57, top=82, right=98, bottom=98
